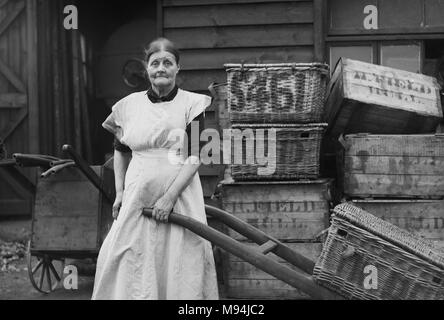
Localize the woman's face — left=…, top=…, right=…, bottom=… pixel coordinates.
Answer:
left=146, top=51, right=180, bottom=89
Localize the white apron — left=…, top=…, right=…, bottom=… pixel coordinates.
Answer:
left=92, top=89, right=219, bottom=300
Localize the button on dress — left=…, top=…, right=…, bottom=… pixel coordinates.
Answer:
left=91, top=89, right=219, bottom=300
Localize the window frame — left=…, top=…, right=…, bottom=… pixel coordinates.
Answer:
left=378, top=40, right=424, bottom=74
left=327, top=40, right=424, bottom=74
left=327, top=0, right=444, bottom=36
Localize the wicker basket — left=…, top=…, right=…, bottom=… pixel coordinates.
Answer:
left=313, top=203, right=444, bottom=300
left=229, top=123, right=326, bottom=181
left=225, top=63, right=329, bottom=124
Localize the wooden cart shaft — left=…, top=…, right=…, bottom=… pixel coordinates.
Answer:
left=142, top=206, right=343, bottom=300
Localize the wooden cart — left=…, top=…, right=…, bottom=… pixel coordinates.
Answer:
left=0, top=146, right=115, bottom=294
left=142, top=206, right=343, bottom=300
left=7, top=145, right=342, bottom=299
left=27, top=166, right=114, bottom=293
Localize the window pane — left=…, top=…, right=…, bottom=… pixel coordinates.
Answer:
left=380, top=44, right=421, bottom=73
left=330, top=46, right=373, bottom=73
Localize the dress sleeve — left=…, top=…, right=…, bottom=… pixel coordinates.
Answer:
left=185, top=112, right=205, bottom=159
left=186, top=94, right=212, bottom=126
left=102, top=98, right=126, bottom=142
left=114, top=137, right=132, bottom=153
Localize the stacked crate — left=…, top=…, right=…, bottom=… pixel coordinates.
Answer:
left=324, top=59, right=444, bottom=250
left=218, top=63, right=331, bottom=299
left=338, top=134, right=444, bottom=250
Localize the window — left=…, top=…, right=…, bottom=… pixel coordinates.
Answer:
left=380, top=43, right=421, bottom=73
left=328, top=41, right=422, bottom=74
left=329, top=45, right=374, bottom=73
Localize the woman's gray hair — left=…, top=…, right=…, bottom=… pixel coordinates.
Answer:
left=144, top=38, right=180, bottom=65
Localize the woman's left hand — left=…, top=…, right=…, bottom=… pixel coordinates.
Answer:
left=152, top=194, right=177, bottom=223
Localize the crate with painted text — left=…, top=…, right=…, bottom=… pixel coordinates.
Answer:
left=220, top=180, right=332, bottom=241
left=220, top=180, right=332, bottom=299
left=325, top=58, right=442, bottom=136
left=337, top=134, right=444, bottom=199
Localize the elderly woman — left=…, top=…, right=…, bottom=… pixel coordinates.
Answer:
left=92, top=38, right=219, bottom=300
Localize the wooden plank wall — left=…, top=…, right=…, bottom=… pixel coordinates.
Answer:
left=161, top=0, right=317, bottom=94
left=0, top=0, right=35, bottom=217
left=37, top=0, right=93, bottom=161
left=0, top=0, right=29, bottom=160
left=160, top=0, right=323, bottom=197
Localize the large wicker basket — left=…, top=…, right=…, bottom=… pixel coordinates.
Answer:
left=225, top=63, right=329, bottom=124
left=313, top=203, right=444, bottom=300
left=229, top=123, right=326, bottom=181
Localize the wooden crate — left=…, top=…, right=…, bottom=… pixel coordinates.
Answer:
left=220, top=180, right=332, bottom=241
left=352, top=199, right=444, bottom=249
left=222, top=242, right=323, bottom=299
left=325, top=58, right=442, bottom=137
left=338, top=134, right=444, bottom=199
left=219, top=181, right=331, bottom=299
left=32, top=166, right=114, bottom=252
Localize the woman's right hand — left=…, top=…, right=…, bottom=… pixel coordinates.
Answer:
left=113, top=192, right=123, bottom=220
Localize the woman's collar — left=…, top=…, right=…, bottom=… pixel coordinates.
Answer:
left=146, top=85, right=179, bottom=103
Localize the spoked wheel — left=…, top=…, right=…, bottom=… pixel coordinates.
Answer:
left=26, top=241, right=65, bottom=294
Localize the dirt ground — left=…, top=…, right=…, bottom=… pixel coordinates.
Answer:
left=0, top=257, right=95, bottom=300
left=0, top=219, right=94, bottom=300
left=0, top=219, right=229, bottom=300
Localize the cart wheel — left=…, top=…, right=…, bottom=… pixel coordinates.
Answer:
left=26, top=241, right=65, bottom=294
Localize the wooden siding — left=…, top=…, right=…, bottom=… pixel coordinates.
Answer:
left=0, top=0, right=30, bottom=160
left=0, top=0, right=37, bottom=217
left=161, top=0, right=323, bottom=196
left=162, top=0, right=318, bottom=92
left=37, top=0, right=93, bottom=161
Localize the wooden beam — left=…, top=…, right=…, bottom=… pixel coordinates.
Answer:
left=52, top=1, right=62, bottom=153
left=163, top=0, right=309, bottom=6
left=0, top=93, right=27, bottom=108
left=0, top=0, right=25, bottom=36
left=0, top=199, right=32, bottom=216
left=142, top=208, right=342, bottom=300
left=156, top=0, right=163, bottom=37
left=259, top=240, right=279, bottom=255
left=326, top=33, right=444, bottom=42
left=78, top=36, right=93, bottom=163
left=0, top=107, right=27, bottom=142
left=0, top=167, right=35, bottom=197
left=178, top=47, right=314, bottom=71
left=164, top=24, right=314, bottom=49
left=0, top=57, right=26, bottom=92
left=163, top=2, right=313, bottom=28
left=27, top=0, right=39, bottom=154
left=72, top=30, right=82, bottom=153
left=313, top=0, right=326, bottom=63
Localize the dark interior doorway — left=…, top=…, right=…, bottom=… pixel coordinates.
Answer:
left=77, top=0, right=157, bottom=164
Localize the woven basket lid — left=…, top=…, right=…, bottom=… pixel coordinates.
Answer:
left=333, top=203, right=444, bottom=270
left=231, top=123, right=328, bottom=129
left=224, top=62, right=329, bottom=71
